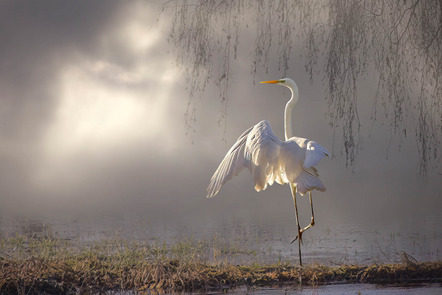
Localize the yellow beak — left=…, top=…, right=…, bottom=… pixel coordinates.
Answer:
left=260, top=80, right=280, bottom=84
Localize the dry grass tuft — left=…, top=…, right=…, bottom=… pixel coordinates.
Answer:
left=1, top=236, right=441, bottom=294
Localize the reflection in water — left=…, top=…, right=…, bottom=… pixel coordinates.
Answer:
left=102, top=283, right=442, bottom=295
left=218, top=283, right=442, bottom=295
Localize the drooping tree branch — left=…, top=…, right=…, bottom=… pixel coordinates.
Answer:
left=162, top=0, right=442, bottom=174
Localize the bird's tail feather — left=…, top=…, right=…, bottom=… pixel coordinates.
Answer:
left=295, top=170, right=326, bottom=195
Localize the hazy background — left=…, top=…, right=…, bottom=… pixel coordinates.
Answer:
left=0, top=1, right=440, bottom=263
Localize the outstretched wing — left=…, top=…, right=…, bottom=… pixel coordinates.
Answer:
left=207, top=120, right=282, bottom=198
left=207, top=121, right=329, bottom=198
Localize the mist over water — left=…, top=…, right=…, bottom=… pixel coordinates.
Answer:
left=1, top=199, right=441, bottom=266
left=0, top=0, right=441, bottom=275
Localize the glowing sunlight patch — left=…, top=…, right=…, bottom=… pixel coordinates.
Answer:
left=47, top=66, right=151, bottom=154
left=37, top=62, right=177, bottom=187
left=34, top=6, right=180, bottom=190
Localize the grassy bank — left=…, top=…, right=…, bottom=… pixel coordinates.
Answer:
left=1, top=235, right=441, bottom=294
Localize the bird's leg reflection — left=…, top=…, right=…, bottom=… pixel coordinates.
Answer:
left=290, top=183, right=303, bottom=266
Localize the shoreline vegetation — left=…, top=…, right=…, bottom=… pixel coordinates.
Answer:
left=1, top=236, right=441, bottom=294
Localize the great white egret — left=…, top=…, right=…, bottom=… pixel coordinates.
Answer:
left=207, top=78, right=329, bottom=266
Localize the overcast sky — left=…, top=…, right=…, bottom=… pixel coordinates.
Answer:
left=0, top=1, right=441, bottom=241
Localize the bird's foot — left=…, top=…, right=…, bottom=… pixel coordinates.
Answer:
left=291, top=219, right=315, bottom=244
left=290, top=229, right=303, bottom=244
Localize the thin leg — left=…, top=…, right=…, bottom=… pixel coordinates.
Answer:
left=300, top=191, right=315, bottom=233
left=289, top=183, right=303, bottom=266
left=291, top=191, right=316, bottom=242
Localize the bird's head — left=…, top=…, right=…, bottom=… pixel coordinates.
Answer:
left=260, top=78, right=296, bottom=89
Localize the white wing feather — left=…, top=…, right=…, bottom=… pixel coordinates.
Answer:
left=207, top=121, right=280, bottom=197
left=303, top=141, right=329, bottom=169
left=281, top=137, right=329, bottom=195
left=207, top=121, right=328, bottom=198
left=206, top=126, right=253, bottom=198
left=244, top=121, right=282, bottom=192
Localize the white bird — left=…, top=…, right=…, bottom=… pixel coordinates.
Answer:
left=206, top=78, right=329, bottom=266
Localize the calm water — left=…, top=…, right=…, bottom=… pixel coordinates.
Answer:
left=110, top=283, right=442, bottom=294
left=216, top=283, right=442, bottom=295
left=1, top=211, right=440, bottom=265
left=1, top=211, right=441, bottom=294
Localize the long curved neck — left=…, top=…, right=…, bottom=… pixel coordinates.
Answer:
left=284, top=84, right=299, bottom=140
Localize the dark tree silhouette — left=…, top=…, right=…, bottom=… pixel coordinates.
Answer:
left=163, top=0, right=441, bottom=174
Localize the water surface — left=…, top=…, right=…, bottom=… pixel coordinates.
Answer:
left=1, top=211, right=440, bottom=265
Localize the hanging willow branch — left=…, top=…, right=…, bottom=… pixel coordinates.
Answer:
left=162, top=0, right=442, bottom=174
